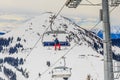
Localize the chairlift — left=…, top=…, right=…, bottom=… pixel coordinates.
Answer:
left=42, top=30, right=70, bottom=47
left=52, top=57, right=71, bottom=78
left=52, top=66, right=72, bottom=78
left=66, top=0, right=82, bottom=8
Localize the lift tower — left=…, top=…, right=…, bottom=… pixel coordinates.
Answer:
left=102, top=0, right=114, bottom=80
left=66, top=0, right=114, bottom=80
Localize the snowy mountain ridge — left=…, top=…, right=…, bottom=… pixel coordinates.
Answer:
left=92, top=25, right=120, bottom=34
left=92, top=26, right=120, bottom=39
left=0, top=12, right=120, bottom=80
left=0, top=12, right=103, bottom=55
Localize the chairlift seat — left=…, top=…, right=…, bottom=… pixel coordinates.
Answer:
left=42, top=30, right=70, bottom=47
left=52, top=66, right=72, bottom=78
left=43, top=41, right=70, bottom=46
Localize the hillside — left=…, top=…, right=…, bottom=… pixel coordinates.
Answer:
left=0, top=12, right=120, bottom=80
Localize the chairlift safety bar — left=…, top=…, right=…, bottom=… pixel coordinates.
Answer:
left=44, top=31, right=67, bottom=34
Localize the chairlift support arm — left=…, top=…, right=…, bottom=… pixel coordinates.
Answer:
left=66, top=0, right=82, bottom=8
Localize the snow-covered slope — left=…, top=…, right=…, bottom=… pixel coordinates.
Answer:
left=0, top=12, right=120, bottom=80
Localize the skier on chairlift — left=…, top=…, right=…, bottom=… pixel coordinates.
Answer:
left=54, top=38, right=61, bottom=50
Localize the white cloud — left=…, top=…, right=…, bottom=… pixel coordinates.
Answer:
left=0, top=0, right=119, bottom=29
left=0, top=0, right=118, bottom=18
left=0, top=14, right=32, bottom=28
left=0, top=14, right=25, bottom=21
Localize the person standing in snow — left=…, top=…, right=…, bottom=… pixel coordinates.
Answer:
left=38, top=73, right=41, bottom=77
left=54, top=38, right=61, bottom=50
left=86, top=74, right=91, bottom=80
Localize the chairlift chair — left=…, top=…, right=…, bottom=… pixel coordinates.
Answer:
left=52, top=66, right=72, bottom=78
left=42, top=30, right=70, bottom=47
left=66, top=0, right=82, bottom=8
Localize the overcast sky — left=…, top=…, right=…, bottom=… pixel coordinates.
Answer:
left=0, top=0, right=119, bottom=29
left=0, top=0, right=102, bottom=15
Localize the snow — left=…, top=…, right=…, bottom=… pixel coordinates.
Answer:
left=0, top=12, right=120, bottom=80
left=22, top=43, right=104, bottom=80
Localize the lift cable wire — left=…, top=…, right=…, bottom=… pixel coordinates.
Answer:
left=41, top=24, right=52, bottom=43
left=82, top=6, right=118, bottom=79
left=86, top=56, right=100, bottom=79
left=50, top=1, right=67, bottom=31
left=86, top=0, right=99, bottom=5
left=85, top=0, right=102, bottom=6
left=79, top=3, right=101, bottom=6
left=24, top=36, right=41, bottom=60
left=9, top=25, right=42, bottom=80
left=12, top=1, right=117, bottom=80
left=89, top=21, right=101, bottom=31
left=41, top=1, right=68, bottom=43
left=11, top=0, right=118, bottom=79
left=89, top=5, right=118, bottom=31
left=11, top=1, right=67, bottom=74
left=25, top=0, right=67, bottom=64
left=36, top=1, right=119, bottom=80
left=110, top=6, right=118, bottom=13
left=17, top=0, right=73, bottom=79
left=19, top=1, right=67, bottom=77
left=55, top=1, right=67, bottom=19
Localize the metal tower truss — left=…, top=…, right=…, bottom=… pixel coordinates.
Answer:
left=111, top=0, right=120, bottom=6
left=113, top=61, right=120, bottom=79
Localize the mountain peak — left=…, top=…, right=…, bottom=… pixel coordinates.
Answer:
left=0, top=12, right=120, bottom=80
